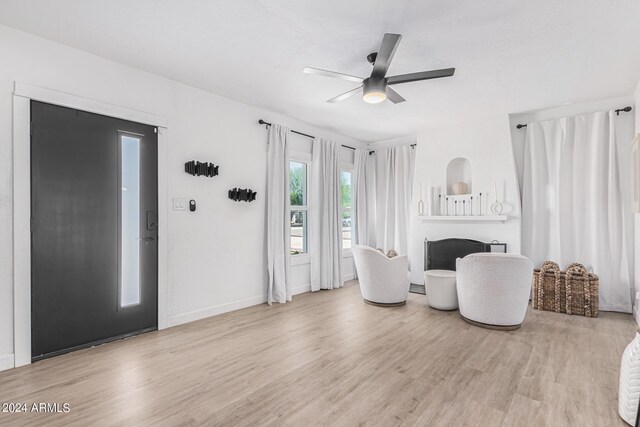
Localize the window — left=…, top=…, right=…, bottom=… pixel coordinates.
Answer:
left=290, top=161, right=308, bottom=255
left=340, top=170, right=353, bottom=250
left=120, top=135, right=141, bottom=307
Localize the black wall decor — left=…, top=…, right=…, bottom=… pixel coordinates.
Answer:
left=228, top=188, right=257, bottom=202
left=184, top=160, right=219, bottom=177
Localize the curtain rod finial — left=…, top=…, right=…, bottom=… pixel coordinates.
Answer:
left=615, top=106, right=632, bottom=116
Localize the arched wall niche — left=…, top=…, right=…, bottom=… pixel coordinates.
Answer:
left=446, top=157, right=472, bottom=195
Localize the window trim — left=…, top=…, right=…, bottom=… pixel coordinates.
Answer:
left=289, top=157, right=310, bottom=257
left=288, top=157, right=355, bottom=260
left=291, top=253, right=311, bottom=266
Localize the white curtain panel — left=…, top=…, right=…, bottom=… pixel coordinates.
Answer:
left=266, top=124, right=292, bottom=305
left=522, top=111, right=632, bottom=312
left=374, top=145, right=416, bottom=255
left=353, top=148, right=370, bottom=246
left=365, top=152, right=378, bottom=247
left=310, top=138, right=343, bottom=291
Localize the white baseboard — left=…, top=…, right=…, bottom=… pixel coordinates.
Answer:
left=167, top=284, right=314, bottom=328
left=168, top=294, right=267, bottom=328
left=0, top=354, right=15, bottom=371
left=295, top=275, right=355, bottom=293
left=293, top=284, right=311, bottom=295
left=634, top=303, right=640, bottom=327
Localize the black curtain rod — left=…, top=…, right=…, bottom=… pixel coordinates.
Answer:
left=516, top=106, right=633, bottom=129
left=258, top=119, right=356, bottom=151
left=258, top=119, right=416, bottom=155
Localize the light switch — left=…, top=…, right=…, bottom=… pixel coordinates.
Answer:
left=173, top=198, right=188, bottom=211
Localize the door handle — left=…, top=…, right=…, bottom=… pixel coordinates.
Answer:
left=146, top=211, right=157, bottom=230
left=140, top=236, right=155, bottom=243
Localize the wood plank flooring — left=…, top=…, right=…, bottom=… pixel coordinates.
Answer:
left=0, top=280, right=636, bottom=426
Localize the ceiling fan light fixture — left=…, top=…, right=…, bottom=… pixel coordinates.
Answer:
left=363, top=91, right=386, bottom=104
left=362, top=77, right=387, bottom=104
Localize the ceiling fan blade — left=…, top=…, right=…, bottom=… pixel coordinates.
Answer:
left=371, top=33, right=402, bottom=78
left=303, top=67, right=364, bottom=83
left=387, top=68, right=455, bottom=85
left=327, top=86, right=362, bottom=103
left=385, top=87, right=405, bottom=104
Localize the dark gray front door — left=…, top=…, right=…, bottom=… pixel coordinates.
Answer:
left=30, top=101, right=158, bottom=361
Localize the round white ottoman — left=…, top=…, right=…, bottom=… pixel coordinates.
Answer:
left=424, top=270, right=458, bottom=310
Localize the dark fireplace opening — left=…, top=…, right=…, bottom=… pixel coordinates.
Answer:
left=425, top=238, right=507, bottom=271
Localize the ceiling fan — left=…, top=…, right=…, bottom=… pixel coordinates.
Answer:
left=303, top=33, right=455, bottom=104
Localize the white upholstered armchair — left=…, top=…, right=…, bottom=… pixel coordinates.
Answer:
left=352, top=245, right=410, bottom=306
left=456, top=253, right=534, bottom=330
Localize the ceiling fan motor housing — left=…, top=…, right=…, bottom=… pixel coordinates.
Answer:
left=362, top=77, right=388, bottom=103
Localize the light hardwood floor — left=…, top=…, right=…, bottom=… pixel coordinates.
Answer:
left=0, top=280, right=636, bottom=426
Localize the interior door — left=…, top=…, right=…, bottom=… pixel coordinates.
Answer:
left=30, top=101, right=158, bottom=361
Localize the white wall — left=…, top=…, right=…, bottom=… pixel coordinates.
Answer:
left=0, top=25, right=364, bottom=368
left=410, top=114, right=522, bottom=284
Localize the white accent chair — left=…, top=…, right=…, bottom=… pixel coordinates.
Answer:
left=353, top=245, right=410, bottom=306
left=456, top=253, right=534, bottom=330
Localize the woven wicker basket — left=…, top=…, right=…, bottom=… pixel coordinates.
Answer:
left=531, top=261, right=599, bottom=317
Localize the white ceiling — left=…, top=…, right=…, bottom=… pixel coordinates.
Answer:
left=1, top=0, right=639, bottom=141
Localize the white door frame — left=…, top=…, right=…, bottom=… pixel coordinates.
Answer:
left=12, top=82, right=170, bottom=367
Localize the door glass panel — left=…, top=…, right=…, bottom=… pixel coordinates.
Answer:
left=121, top=135, right=141, bottom=307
